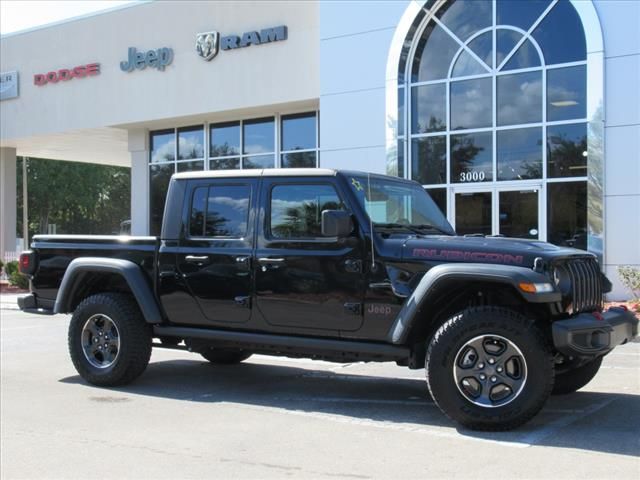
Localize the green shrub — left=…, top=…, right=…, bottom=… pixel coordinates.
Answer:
left=617, top=266, right=640, bottom=300
left=4, top=260, right=18, bottom=277
left=9, top=271, right=29, bottom=289
left=0, top=259, right=4, bottom=273
left=4, top=261, right=29, bottom=289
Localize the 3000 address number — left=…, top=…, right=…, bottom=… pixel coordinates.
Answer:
left=459, top=171, right=486, bottom=182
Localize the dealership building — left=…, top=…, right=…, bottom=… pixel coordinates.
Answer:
left=1, top=0, right=638, bottom=298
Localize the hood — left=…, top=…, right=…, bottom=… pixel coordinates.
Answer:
left=400, top=235, right=593, bottom=268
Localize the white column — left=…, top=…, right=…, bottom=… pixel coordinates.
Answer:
left=128, top=129, right=150, bottom=236
left=0, top=147, right=17, bottom=261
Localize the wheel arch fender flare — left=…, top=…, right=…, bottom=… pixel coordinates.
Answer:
left=387, top=263, right=561, bottom=344
left=54, top=257, right=163, bottom=324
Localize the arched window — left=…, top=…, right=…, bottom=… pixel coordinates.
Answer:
left=391, top=0, right=603, bottom=254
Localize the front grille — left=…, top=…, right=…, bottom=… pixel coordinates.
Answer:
left=563, top=258, right=603, bottom=314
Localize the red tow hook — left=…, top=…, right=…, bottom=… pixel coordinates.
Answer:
left=592, top=311, right=604, bottom=321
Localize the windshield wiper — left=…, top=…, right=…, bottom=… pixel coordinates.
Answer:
left=410, top=224, right=453, bottom=236
left=373, top=223, right=452, bottom=236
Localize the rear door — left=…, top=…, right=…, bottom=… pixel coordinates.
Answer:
left=174, top=178, right=257, bottom=325
left=254, top=177, right=365, bottom=333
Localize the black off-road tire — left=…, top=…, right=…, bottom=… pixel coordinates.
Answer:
left=200, top=348, right=252, bottom=365
left=68, top=293, right=152, bottom=387
left=552, top=356, right=603, bottom=395
left=426, top=307, right=555, bottom=431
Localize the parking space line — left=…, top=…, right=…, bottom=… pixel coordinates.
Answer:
left=518, top=398, right=616, bottom=446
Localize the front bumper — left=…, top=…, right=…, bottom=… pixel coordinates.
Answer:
left=552, top=307, right=638, bottom=358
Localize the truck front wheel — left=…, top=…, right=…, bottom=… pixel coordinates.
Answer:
left=68, top=293, right=152, bottom=387
left=426, top=307, right=554, bottom=431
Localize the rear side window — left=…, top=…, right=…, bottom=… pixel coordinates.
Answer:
left=189, top=185, right=250, bottom=237
left=270, top=184, right=343, bottom=239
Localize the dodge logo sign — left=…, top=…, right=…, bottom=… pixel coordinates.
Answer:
left=196, top=31, right=219, bottom=61
left=33, top=64, right=100, bottom=86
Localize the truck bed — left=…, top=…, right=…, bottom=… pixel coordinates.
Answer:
left=29, top=235, right=157, bottom=307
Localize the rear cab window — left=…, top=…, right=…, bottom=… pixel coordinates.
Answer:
left=188, top=184, right=251, bottom=238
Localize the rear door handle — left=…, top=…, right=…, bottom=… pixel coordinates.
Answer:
left=185, top=255, right=210, bottom=264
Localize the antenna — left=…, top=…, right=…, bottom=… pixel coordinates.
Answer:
left=367, top=172, right=376, bottom=271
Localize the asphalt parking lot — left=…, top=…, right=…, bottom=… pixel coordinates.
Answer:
left=1, top=294, right=639, bottom=479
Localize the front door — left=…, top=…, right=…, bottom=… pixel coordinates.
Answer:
left=254, top=178, right=364, bottom=334
left=451, top=185, right=541, bottom=239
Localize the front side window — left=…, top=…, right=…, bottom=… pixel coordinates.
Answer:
left=270, top=184, right=343, bottom=239
left=189, top=185, right=250, bottom=238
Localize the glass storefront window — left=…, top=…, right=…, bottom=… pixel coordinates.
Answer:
left=496, top=0, right=550, bottom=34
left=497, top=127, right=542, bottom=180
left=412, top=21, right=460, bottom=82
left=243, top=154, right=274, bottom=169
left=455, top=191, right=492, bottom=236
left=426, top=188, right=447, bottom=215
left=547, top=65, right=586, bottom=122
left=177, top=160, right=204, bottom=172
left=243, top=117, right=274, bottom=155
left=281, top=113, right=316, bottom=151
left=451, top=131, right=493, bottom=183
left=438, top=0, right=492, bottom=44
left=499, top=190, right=539, bottom=238
left=531, top=0, right=586, bottom=65
left=450, top=78, right=492, bottom=130
left=177, top=126, right=204, bottom=160
left=149, top=111, right=319, bottom=234
left=497, top=71, right=542, bottom=126
left=411, top=136, right=446, bottom=185
left=547, top=181, right=587, bottom=250
left=503, top=39, right=540, bottom=71
left=467, top=32, right=493, bottom=69
left=281, top=152, right=317, bottom=168
left=547, top=123, right=587, bottom=178
left=210, top=121, right=240, bottom=157
left=399, top=0, right=595, bottom=249
left=210, top=158, right=240, bottom=170
left=412, top=83, right=446, bottom=133
left=150, top=129, right=175, bottom=164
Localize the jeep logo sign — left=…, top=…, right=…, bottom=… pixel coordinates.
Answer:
left=196, top=25, right=287, bottom=61
left=120, top=47, right=174, bottom=72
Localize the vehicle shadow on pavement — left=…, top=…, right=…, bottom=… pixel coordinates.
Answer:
left=59, top=358, right=640, bottom=457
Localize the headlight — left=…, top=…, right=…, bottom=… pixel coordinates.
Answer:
left=552, top=265, right=572, bottom=295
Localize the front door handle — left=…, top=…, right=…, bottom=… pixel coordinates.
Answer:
left=257, top=258, right=285, bottom=264
left=185, top=255, right=210, bottom=264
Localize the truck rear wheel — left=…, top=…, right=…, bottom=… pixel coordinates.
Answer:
left=68, top=293, right=152, bottom=386
left=552, top=356, right=603, bottom=395
left=426, top=307, right=554, bottom=431
left=200, top=348, right=252, bottom=365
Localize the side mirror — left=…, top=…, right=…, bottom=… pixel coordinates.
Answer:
left=321, top=210, right=353, bottom=238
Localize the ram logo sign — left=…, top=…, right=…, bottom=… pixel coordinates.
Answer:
left=196, top=25, right=287, bottom=61
left=196, top=31, right=220, bottom=61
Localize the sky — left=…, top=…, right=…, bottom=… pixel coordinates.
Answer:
left=1, top=1, right=140, bottom=35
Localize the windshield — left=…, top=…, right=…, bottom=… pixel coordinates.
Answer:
left=347, top=175, right=455, bottom=235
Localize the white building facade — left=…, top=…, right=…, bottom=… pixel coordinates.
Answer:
left=1, top=0, right=638, bottom=298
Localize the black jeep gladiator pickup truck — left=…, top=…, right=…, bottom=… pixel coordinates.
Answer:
left=18, top=169, right=638, bottom=430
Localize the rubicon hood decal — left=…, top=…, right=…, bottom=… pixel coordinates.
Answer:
left=412, top=248, right=524, bottom=265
